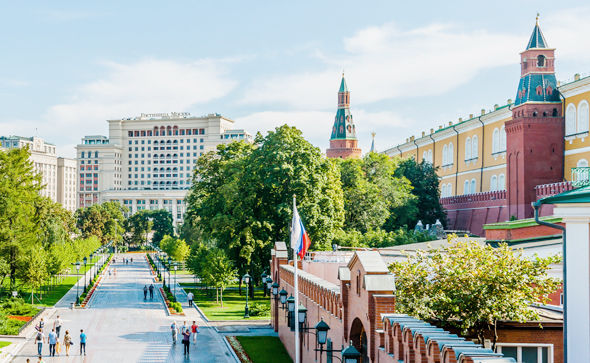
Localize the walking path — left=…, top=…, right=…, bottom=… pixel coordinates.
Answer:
left=10, top=254, right=238, bottom=363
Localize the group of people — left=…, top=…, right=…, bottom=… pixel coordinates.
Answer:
left=32, top=316, right=87, bottom=359
left=143, top=284, right=155, bottom=300
left=122, top=257, right=133, bottom=264
left=170, top=320, right=199, bottom=357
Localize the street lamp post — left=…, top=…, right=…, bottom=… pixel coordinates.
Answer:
left=75, top=261, right=81, bottom=305
left=242, top=273, right=251, bottom=318
left=83, top=256, right=88, bottom=291
left=261, top=272, right=267, bottom=297
left=174, top=263, right=178, bottom=298
left=167, top=257, right=172, bottom=291
left=90, top=253, right=94, bottom=280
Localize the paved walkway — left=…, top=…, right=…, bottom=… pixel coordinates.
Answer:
left=10, top=254, right=237, bottom=363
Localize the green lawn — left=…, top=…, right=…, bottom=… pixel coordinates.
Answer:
left=186, top=287, right=270, bottom=321
left=21, top=275, right=81, bottom=307
left=236, top=336, right=291, bottom=363
left=0, top=341, right=11, bottom=350
left=66, top=256, right=102, bottom=274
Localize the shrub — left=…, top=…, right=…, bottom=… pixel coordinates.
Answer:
left=0, top=298, right=39, bottom=316
left=249, top=303, right=270, bottom=317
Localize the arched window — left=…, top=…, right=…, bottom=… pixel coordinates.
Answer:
left=498, top=174, right=506, bottom=191
left=490, top=175, right=498, bottom=192
left=465, top=137, right=472, bottom=161
left=577, top=159, right=588, bottom=168
left=537, top=55, right=546, bottom=67
left=442, top=145, right=448, bottom=165
left=578, top=101, right=589, bottom=133
left=470, top=179, right=476, bottom=194
left=448, top=143, right=454, bottom=165
left=472, top=135, right=478, bottom=159
left=500, top=126, right=506, bottom=151
left=463, top=180, right=469, bottom=195
left=566, top=104, right=577, bottom=135
left=423, top=151, right=428, bottom=161
left=492, top=128, right=500, bottom=153
left=441, top=184, right=447, bottom=198
left=427, top=149, right=433, bottom=163
left=447, top=183, right=452, bottom=197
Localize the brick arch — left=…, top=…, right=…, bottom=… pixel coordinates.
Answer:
left=350, top=317, right=369, bottom=362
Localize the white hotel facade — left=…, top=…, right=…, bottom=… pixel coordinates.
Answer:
left=0, top=136, right=77, bottom=212
left=76, top=112, right=252, bottom=225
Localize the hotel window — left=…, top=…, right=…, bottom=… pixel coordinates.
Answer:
left=498, top=174, right=505, bottom=191
left=492, top=128, right=500, bottom=153
left=465, top=137, right=472, bottom=161
left=490, top=175, right=498, bottom=192
left=463, top=180, right=470, bottom=195
left=471, top=135, right=478, bottom=159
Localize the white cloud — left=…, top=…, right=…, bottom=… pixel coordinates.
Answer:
left=36, top=58, right=238, bottom=157
left=241, top=22, right=522, bottom=109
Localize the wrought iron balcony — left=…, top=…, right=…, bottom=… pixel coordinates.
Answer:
left=571, top=167, right=590, bottom=187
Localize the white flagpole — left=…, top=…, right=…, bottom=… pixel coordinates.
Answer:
left=293, top=194, right=300, bottom=363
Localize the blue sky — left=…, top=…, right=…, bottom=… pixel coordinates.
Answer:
left=1, top=1, right=590, bottom=157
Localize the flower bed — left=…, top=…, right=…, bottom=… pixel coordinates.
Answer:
left=80, top=276, right=101, bottom=307
left=159, top=287, right=184, bottom=315
left=7, top=315, right=32, bottom=322
left=226, top=336, right=252, bottom=363
left=145, top=255, right=160, bottom=282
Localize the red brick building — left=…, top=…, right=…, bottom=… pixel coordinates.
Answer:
left=326, top=74, right=362, bottom=159
left=270, top=242, right=563, bottom=363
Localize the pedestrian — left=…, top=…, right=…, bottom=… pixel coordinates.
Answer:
left=143, top=285, right=148, bottom=300
left=54, top=315, right=62, bottom=338
left=36, top=318, right=45, bottom=332
left=187, top=291, right=194, bottom=307
left=131, top=257, right=133, bottom=263
left=170, top=321, right=178, bottom=344
left=181, top=321, right=188, bottom=335
left=36, top=357, right=45, bottom=363
left=149, top=284, right=154, bottom=299
left=79, top=329, right=87, bottom=356
left=34, top=328, right=44, bottom=357
left=191, top=321, right=198, bottom=344
left=182, top=327, right=191, bottom=356
left=63, top=330, right=72, bottom=356
left=48, top=328, right=57, bottom=356
left=113, top=268, right=117, bottom=277
left=109, top=269, right=112, bottom=277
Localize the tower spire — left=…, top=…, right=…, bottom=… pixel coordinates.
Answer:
left=370, top=132, right=376, bottom=153
left=326, top=73, right=361, bottom=159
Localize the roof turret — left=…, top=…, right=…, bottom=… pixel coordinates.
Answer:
left=526, top=14, right=548, bottom=50
left=339, top=73, right=348, bottom=92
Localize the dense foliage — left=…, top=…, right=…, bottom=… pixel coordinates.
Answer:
left=0, top=147, right=107, bottom=296
left=388, top=158, right=447, bottom=229
left=181, top=125, right=445, bottom=288
left=389, top=237, right=561, bottom=347
left=159, top=235, right=190, bottom=261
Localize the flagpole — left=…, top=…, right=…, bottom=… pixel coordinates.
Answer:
left=293, top=194, right=300, bottom=363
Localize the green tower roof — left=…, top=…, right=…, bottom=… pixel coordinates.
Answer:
left=339, top=74, right=348, bottom=92
left=526, top=16, right=548, bottom=49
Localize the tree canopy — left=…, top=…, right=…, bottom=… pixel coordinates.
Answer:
left=388, top=158, right=446, bottom=229
left=389, top=237, right=561, bottom=347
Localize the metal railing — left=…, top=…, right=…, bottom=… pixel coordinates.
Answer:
left=571, top=167, right=590, bottom=187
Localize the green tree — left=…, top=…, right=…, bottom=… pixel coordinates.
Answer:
left=388, top=158, right=446, bottom=229
left=0, top=147, right=43, bottom=288
left=200, top=248, right=237, bottom=307
left=389, top=237, right=561, bottom=347
left=339, top=153, right=414, bottom=232
left=160, top=235, right=190, bottom=261
left=150, top=209, right=174, bottom=245
left=125, top=210, right=153, bottom=245
left=75, top=202, right=126, bottom=244
left=18, top=244, right=48, bottom=303
left=186, top=126, right=345, bottom=292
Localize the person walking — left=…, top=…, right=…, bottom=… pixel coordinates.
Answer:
left=182, top=327, right=191, bottom=356
left=143, top=285, right=148, bottom=300
left=181, top=321, right=188, bottom=335
left=187, top=291, right=194, bottom=307
left=36, top=318, right=45, bottom=332
left=53, top=315, right=63, bottom=338
left=170, top=321, right=178, bottom=344
left=149, top=284, right=154, bottom=299
left=48, top=328, right=57, bottom=356
left=34, top=329, right=44, bottom=357
left=79, top=329, right=87, bottom=356
left=63, top=330, right=72, bottom=356
left=191, top=321, right=198, bottom=344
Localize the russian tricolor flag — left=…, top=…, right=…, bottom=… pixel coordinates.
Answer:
left=291, top=205, right=311, bottom=260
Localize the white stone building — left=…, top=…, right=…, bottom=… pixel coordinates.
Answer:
left=0, top=136, right=78, bottom=212
left=76, top=112, right=252, bottom=224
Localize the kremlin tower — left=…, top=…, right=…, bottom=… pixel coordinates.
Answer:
left=326, top=74, right=362, bottom=159
left=506, top=15, right=564, bottom=219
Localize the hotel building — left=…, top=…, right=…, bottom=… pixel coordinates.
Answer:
left=76, top=112, right=252, bottom=224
